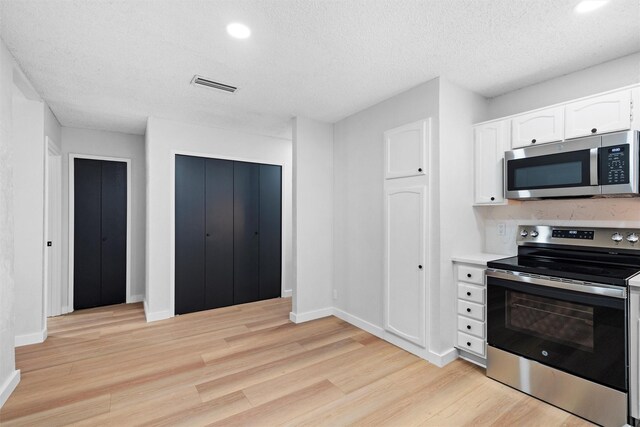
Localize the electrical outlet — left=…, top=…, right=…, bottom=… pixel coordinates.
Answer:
left=497, top=223, right=506, bottom=236
left=333, top=289, right=338, bottom=300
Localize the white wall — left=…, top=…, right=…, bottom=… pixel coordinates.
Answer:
left=145, top=116, right=293, bottom=321
left=290, top=117, right=333, bottom=320
left=61, top=127, right=146, bottom=309
left=480, top=53, right=640, bottom=256
left=434, top=79, right=487, bottom=355
left=487, top=52, right=640, bottom=120
left=12, top=90, right=46, bottom=344
left=332, top=78, right=441, bottom=359
left=0, top=37, right=19, bottom=408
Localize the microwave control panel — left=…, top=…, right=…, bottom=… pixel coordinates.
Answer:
left=600, top=144, right=630, bottom=185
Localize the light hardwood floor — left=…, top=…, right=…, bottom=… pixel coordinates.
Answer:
left=1, top=298, right=593, bottom=426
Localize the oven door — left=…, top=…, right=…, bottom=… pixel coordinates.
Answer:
left=487, top=273, right=627, bottom=392
left=505, top=136, right=601, bottom=199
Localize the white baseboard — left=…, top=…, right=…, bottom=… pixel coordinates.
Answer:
left=289, top=307, right=333, bottom=324
left=15, top=328, right=47, bottom=347
left=128, top=294, right=144, bottom=303
left=143, top=300, right=172, bottom=323
left=61, top=305, right=71, bottom=314
left=281, top=289, right=292, bottom=298
left=332, top=307, right=384, bottom=338
left=0, top=370, right=20, bottom=409
left=429, top=347, right=458, bottom=367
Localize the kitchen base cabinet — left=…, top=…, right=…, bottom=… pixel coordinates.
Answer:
left=452, top=253, right=506, bottom=368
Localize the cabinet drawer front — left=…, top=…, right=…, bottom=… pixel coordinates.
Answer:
left=511, top=106, right=564, bottom=148
left=458, top=283, right=485, bottom=304
left=457, top=300, right=484, bottom=321
left=457, top=266, right=484, bottom=285
left=565, top=90, right=631, bottom=139
left=457, top=331, right=485, bottom=356
left=458, top=315, right=484, bottom=339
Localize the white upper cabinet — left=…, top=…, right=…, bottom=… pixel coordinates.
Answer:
left=511, top=106, right=564, bottom=148
left=474, top=120, right=510, bottom=205
left=565, top=90, right=632, bottom=139
left=384, top=119, right=429, bottom=179
left=384, top=186, right=426, bottom=347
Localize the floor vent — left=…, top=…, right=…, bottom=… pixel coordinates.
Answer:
left=191, top=75, right=238, bottom=93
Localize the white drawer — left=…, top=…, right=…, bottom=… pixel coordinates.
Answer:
left=457, top=331, right=485, bottom=357
left=457, top=265, right=484, bottom=285
left=457, top=283, right=484, bottom=304
left=458, top=315, right=484, bottom=339
left=457, top=300, right=484, bottom=321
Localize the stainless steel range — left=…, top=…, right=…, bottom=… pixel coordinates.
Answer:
left=486, top=225, right=640, bottom=427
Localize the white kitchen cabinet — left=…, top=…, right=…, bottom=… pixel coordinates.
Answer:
left=473, top=120, right=509, bottom=205
left=511, top=106, right=564, bottom=148
left=384, top=119, right=429, bottom=179
left=565, top=90, right=632, bottom=139
left=383, top=185, right=426, bottom=347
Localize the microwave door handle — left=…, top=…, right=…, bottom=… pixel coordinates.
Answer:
left=590, top=148, right=599, bottom=186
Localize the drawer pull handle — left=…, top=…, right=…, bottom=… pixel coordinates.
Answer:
left=591, top=128, right=597, bottom=134
left=466, top=342, right=471, bottom=347
left=467, top=273, right=472, bottom=278
left=531, top=138, right=536, bottom=144
left=466, top=325, right=471, bottom=330
left=466, top=291, right=471, bottom=296
left=466, top=308, right=471, bottom=313
left=418, top=167, right=423, bottom=172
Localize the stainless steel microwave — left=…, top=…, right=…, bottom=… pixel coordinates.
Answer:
left=505, top=130, right=640, bottom=200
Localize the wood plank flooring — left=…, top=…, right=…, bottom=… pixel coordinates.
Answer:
left=0, top=298, right=593, bottom=426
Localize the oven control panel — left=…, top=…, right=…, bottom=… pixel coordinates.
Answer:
left=599, top=144, right=630, bottom=185
left=517, top=225, right=640, bottom=250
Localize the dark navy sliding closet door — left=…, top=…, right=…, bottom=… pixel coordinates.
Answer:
left=175, top=155, right=282, bottom=315
left=259, top=165, right=282, bottom=300
left=74, top=158, right=127, bottom=310
left=175, top=155, right=206, bottom=315
left=205, top=159, right=234, bottom=309
left=233, top=162, right=260, bottom=305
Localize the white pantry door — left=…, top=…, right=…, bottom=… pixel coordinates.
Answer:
left=384, top=186, right=426, bottom=347
left=46, top=144, right=62, bottom=317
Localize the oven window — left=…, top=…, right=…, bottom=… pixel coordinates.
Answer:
left=506, top=291, right=594, bottom=352
left=514, top=161, right=582, bottom=189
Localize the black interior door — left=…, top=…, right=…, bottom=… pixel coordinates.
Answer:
left=205, top=158, right=234, bottom=309
left=74, top=158, right=127, bottom=310
left=100, top=161, right=127, bottom=306
left=233, top=162, right=260, bottom=304
left=175, top=155, right=206, bottom=315
left=74, top=159, right=102, bottom=309
left=259, top=164, right=282, bottom=300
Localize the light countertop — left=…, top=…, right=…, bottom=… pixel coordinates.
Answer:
left=451, top=252, right=511, bottom=266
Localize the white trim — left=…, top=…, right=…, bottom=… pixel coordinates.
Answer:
left=332, top=307, right=385, bottom=338
left=143, top=299, right=172, bottom=323
left=129, top=294, right=144, bottom=303
left=0, top=370, right=20, bottom=409
left=68, top=154, right=133, bottom=312
left=169, top=149, right=288, bottom=318
left=15, top=328, right=47, bottom=347
left=44, top=136, right=62, bottom=319
left=282, top=289, right=292, bottom=298
left=430, top=347, right=458, bottom=368
left=288, top=307, right=333, bottom=324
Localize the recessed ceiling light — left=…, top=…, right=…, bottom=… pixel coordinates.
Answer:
left=574, top=0, right=609, bottom=13
left=226, top=22, right=251, bottom=39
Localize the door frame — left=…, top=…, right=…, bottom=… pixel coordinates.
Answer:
left=44, top=136, right=62, bottom=317
left=68, top=153, right=132, bottom=312
left=169, top=150, right=287, bottom=317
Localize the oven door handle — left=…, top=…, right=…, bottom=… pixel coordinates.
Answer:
left=486, top=269, right=627, bottom=299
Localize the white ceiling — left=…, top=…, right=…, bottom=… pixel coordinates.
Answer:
left=1, top=0, right=639, bottom=138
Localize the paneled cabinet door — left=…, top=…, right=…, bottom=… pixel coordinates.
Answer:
left=565, top=90, right=632, bottom=139
left=511, top=106, right=564, bottom=148
left=384, top=186, right=426, bottom=347
left=474, top=121, right=509, bottom=205
left=384, top=119, right=429, bottom=179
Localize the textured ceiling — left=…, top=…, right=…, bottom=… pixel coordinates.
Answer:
left=1, top=0, right=639, bottom=138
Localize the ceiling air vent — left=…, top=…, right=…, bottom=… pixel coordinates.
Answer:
left=191, top=75, right=238, bottom=94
